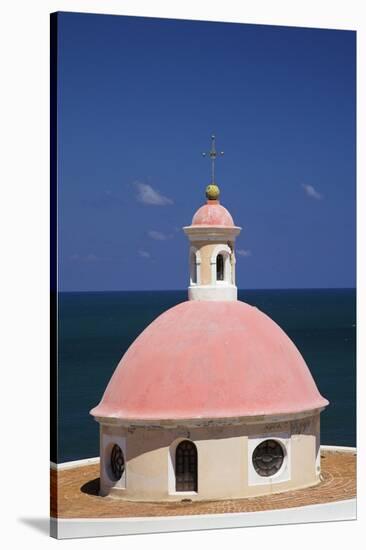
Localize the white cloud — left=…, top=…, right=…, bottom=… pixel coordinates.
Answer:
left=138, top=250, right=151, bottom=259
left=302, top=184, right=323, bottom=200
left=134, top=182, right=173, bottom=206
left=237, top=249, right=252, bottom=257
left=148, top=230, right=173, bottom=241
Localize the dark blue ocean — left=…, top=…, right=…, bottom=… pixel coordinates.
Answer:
left=56, top=289, right=356, bottom=463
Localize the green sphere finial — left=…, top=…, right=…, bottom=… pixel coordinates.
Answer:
left=205, top=184, right=220, bottom=200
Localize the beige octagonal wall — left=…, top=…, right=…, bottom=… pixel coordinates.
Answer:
left=98, top=412, right=321, bottom=502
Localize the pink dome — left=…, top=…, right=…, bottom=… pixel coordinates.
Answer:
left=90, top=300, right=328, bottom=422
left=191, top=200, right=234, bottom=227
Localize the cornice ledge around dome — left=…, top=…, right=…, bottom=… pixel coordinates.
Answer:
left=92, top=406, right=327, bottom=429
left=183, top=225, right=241, bottom=241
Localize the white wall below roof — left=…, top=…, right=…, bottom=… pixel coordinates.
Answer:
left=188, top=284, right=237, bottom=301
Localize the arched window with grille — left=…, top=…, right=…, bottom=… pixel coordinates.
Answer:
left=216, top=253, right=224, bottom=281
left=190, top=251, right=197, bottom=284
left=175, top=440, right=198, bottom=492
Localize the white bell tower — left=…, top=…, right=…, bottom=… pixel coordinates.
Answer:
left=183, top=136, right=241, bottom=301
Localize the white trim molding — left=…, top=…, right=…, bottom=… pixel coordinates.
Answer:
left=50, top=457, right=100, bottom=471
left=183, top=225, right=241, bottom=243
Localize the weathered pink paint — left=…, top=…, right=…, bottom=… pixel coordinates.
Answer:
left=191, top=199, right=235, bottom=227
left=90, top=300, right=328, bottom=421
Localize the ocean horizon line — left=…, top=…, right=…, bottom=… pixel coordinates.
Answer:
left=58, top=287, right=356, bottom=294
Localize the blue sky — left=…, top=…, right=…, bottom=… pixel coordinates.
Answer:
left=57, top=12, right=356, bottom=291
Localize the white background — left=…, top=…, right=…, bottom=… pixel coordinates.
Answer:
left=0, top=0, right=364, bottom=548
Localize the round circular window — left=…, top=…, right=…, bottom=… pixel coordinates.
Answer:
left=252, top=439, right=284, bottom=477
left=110, top=444, right=125, bottom=481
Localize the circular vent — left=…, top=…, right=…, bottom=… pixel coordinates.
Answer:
left=252, top=439, right=284, bottom=477
left=110, top=444, right=125, bottom=481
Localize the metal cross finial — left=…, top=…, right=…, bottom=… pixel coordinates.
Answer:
left=202, top=134, right=224, bottom=184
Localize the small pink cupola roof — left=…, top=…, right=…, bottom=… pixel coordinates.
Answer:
left=90, top=300, right=328, bottom=423
left=192, top=199, right=235, bottom=227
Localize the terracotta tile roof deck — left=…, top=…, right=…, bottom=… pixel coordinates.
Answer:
left=51, top=450, right=356, bottom=519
